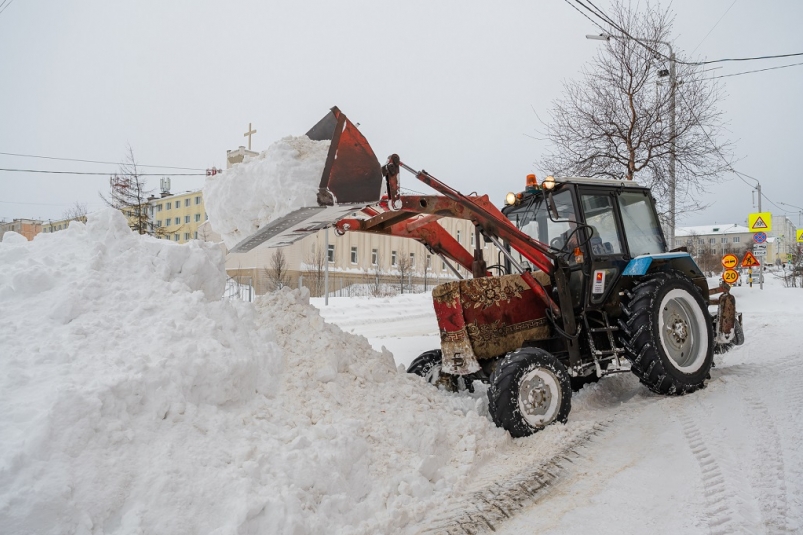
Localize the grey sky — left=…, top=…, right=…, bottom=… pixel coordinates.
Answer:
left=1, top=0, right=801, bottom=228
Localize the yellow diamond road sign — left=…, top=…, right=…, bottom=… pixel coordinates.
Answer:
left=798, top=229, right=803, bottom=243
left=748, top=212, right=772, bottom=232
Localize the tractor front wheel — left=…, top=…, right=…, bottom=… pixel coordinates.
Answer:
left=488, top=348, right=572, bottom=438
left=621, top=271, right=714, bottom=395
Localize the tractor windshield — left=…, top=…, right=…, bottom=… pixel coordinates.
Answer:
left=618, top=190, right=666, bottom=255
left=507, top=190, right=580, bottom=264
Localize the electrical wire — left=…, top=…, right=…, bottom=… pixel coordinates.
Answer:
left=0, top=168, right=206, bottom=176
left=0, top=151, right=206, bottom=171
left=570, top=0, right=803, bottom=67
left=0, top=0, right=15, bottom=16
left=711, top=61, right=803, bottom=79
left=691, top=0, right=737, bottom=55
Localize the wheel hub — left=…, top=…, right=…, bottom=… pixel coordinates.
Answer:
left=520, top=375, right=552, bottom=416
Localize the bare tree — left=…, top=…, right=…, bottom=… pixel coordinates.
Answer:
left=363, top=250, right=388, bottom=297
left=264, top=248, right=291, bottom=291
left=540, top=1, right=731, bottom=223
left=395, top=248, right=413, bottom=294
left=63, top=202, right=88, bottom=224
left=302, top=243, right=327, bottom=297
left=99, top=146, right=162, bottom=235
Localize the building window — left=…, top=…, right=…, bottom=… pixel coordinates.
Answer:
left=157, top=204, right=162, bottom=212
left=721, top=237, right=728, bottom=243
left=184, top=232, right=190, bottom=240
left=350, top=246, right=358, bottom=264
left=195, top=196, right=201, bottom=205
left=410, top=252, right=415, bottom=267
left=371, top=248, right=378, bottom=265
left=185, top=199, right=190, bottom=207
left=709, top=238, right=716, bottom=244
left=174, top=234, right=179, bottom=241
left=174, top=217, right=180, bottom=225
left=156, top=220, right=162, bottom=227
left=327, top=244, right=335, bottom=262
left=195, top=213, right=201, bottom=222
left=470, top=232, right=475, bottom=247
left=166, top=202, right=171, bottom=210
left=194, top=231, right=198, bottom=239
left=184, top=215, right=190, bottom=224
left=442, top=261, right=447, bottom=272
left=733, top=236, right=740, bottom=243
left=426, top=254, right=432, bottom=269
left=391, top=250, right=397, bottom=266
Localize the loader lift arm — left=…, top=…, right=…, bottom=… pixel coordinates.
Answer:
left=334, top=155, right=581, bottom=341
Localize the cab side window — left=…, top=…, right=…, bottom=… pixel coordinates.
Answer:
left=580, top=194, right=623, bottom=256
left=619, top=191, right=666, bottom=256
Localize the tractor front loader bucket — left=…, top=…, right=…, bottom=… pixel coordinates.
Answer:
left=229, top=106, right=384, bottom=253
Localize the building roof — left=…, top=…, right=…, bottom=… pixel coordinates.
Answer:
left=676, top=224, right=750, bottom=237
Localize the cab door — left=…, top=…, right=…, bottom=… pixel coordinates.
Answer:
left=576, top=188, right=629, bottom=310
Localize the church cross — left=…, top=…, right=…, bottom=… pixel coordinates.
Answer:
left=244, top=123, right=257, bottom=150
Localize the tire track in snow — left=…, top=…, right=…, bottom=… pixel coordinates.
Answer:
left=743, top=395, right=792, bottom=533
left=418, top=421, right=614, bottom=535
left=677, top=413, right=741, bottom=535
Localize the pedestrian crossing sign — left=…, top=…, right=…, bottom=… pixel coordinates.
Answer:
left=748, top=212, right=772, bottom=232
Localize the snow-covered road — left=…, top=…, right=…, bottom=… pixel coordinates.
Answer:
left=313, top=276, right=803, bottom=534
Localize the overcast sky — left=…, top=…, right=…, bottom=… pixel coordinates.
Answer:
left=1, top=0, right=801, bottom=229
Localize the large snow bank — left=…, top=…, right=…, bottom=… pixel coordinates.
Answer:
left=0, top=209, right=508, bottom=534
left=204, top=135, right=330, bottom=249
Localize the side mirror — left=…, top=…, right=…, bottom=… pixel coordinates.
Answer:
left=547, top=191, right=560, bottom=221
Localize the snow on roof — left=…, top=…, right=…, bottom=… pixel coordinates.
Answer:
left=676, top=224, right=751, bottom=236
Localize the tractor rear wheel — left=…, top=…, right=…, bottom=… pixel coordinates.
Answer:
left=621, top=271, right=714, bottom=395
left=488, top=348, right=571, bottom=438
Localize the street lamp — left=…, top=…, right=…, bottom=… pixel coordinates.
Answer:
left=586, top=32, right=677, bottom=250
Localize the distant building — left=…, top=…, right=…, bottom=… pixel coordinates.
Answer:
left=770, top=215, right=798, bottom=263
left=676, top=224, right=754, bottom=273
left=0, top=218, right=42, bottom=241
left=147, top=189, right=207, bottom=244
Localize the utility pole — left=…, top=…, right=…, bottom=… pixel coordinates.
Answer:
left=668, top=50, right=676, bottom=251
left=324, top=229, right=329, bottom=305
left=756, top=182, right=763, bottom=290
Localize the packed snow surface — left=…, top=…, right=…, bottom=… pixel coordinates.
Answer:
left=204, top=135, right=330, bottom=249
left=0, top=210, right=514, bottom=534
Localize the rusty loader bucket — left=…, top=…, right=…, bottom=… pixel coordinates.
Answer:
left=230, top=106, right=384, bottom=253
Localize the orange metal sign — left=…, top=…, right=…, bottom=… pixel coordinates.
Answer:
left=741, top=251, right=761, bottom=268
left=721, top=253, right=739, bottom=269
left=722, top=269, right=739, bottom=285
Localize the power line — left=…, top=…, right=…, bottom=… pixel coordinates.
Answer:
left=570, top=0, right=803, bottom=67
left=691, top=0, right=738, bottom=54
left=0, top=0, right=15, bottom=16
left=711, top=61, right=803, bottom=79
left=0, top=200, right=105, bottom=207
left=0, top=168, right=206, bottom=176
left=0, top=151, right=206, bottom=171
left=562, top=0, right=609, bottom=34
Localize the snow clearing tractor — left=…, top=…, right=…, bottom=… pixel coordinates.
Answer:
left=234, top=107, right=745, bottom=438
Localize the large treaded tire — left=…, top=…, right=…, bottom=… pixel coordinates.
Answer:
left=620, top=271, right=714, bottom=395
left=488, top=348, right=572, bottom=438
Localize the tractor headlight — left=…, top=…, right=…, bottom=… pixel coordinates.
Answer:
left=542, top=175, right=556, bottom=190
left=505, top=192, right=517, bottom=205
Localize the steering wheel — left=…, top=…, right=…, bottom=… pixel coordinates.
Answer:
left=550, top=236, right=565, bottom=250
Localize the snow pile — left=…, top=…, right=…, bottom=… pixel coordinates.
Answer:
left=0, top=210, right=508, bottom=534
left=204, top=135, right=330, bottom=249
